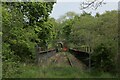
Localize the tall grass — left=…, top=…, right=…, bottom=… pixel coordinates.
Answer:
left=10, top=63, right=116, bottom=78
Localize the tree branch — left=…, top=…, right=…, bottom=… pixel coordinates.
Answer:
left=80, top=0, right=105, bottom=10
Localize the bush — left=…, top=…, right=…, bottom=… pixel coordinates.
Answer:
left=2, top=43, right=21, bottom=77
left=91, top=43, right=115, bottom=72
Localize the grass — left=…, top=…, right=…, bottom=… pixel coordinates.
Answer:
left=10, top=63, right=116, bottom=78
left=3, top=52, right=116, bottom=78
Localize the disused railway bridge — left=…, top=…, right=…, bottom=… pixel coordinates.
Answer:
left=35, top=43, right=91, bottom=67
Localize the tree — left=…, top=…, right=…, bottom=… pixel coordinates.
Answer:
left=2, top=2, right=55, bottom=77
left=80, top=0, right=106, bottom=10
left=57, top=11, right=78, bottom=23
left=3, top=2, right=55, bottom=48
left=91, top=43, right=114, bottom=72
left=56, top=10, right=118, bottom=73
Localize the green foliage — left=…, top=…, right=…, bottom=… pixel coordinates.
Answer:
left=8, top=27, right=37, bottom=60
left=2, top=43, right=20, bottom=77
left=91, top=43, right=115, bottom=72
left=2, top=5, right=37, bottom=61
left=57, top=10, right=118, bottom=73
left=2, top=1, right=118, bottom=77
left=9, top=64, right=115, bottom=78
left=2, top=2, right=55, bottom=77
left=2, top=2, right=55, bottom=58
left=62, top=19, right=73, bottom=41
left=3, top=2, right=55, bottom=25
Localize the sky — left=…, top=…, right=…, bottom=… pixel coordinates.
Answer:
left=50, top=0, right=119, bottom=19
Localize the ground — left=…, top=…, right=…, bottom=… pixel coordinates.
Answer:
left=10, top=52, right=115, bottom=78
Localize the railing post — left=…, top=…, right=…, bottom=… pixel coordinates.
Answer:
left=35, top=45, right=38, bottom=64
left=35, top=45, right=41, bottom=65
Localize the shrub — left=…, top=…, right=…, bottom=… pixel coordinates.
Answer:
left=91, top=43, right=115, bottom=72
left=2, top=43, right=21, bottom=77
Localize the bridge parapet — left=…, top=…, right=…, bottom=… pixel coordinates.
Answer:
left=69, top=48, right=90, bottom=66
left=35, top=46, right=56, bottom=66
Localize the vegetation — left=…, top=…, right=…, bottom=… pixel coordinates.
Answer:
left=2, top=1, right=118, bottom=78
left=58, top=11, right=118, bottom=74
left=5, top=63, right=115, bottom=78
left=2, top=2, right=56, bottom=77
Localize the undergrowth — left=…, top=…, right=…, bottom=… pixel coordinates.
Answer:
left=3, top=63, right=116, bottom=78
